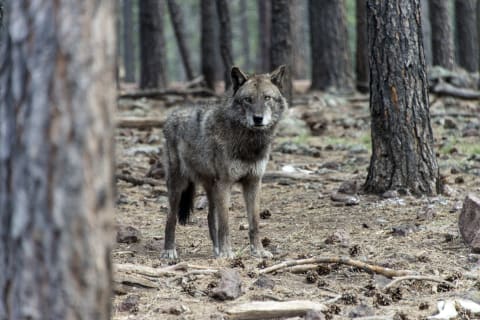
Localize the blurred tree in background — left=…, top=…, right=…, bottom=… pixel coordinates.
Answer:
left=116, top=0, right=480, bottom=92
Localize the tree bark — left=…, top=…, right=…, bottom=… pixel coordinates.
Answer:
left=309, top=0, right=353, bottom=92
left=356, top=0, right=369, bottom=92
left=216, top=0, right=234, bottom=89
left=271, top=0, right=292, bottom=104
left=429, top=0, right=454, bottom=69
left=420, top=0, right=432, bottom=66
left=122, top=0, right=135, bottom=82
left=201, top=0, right=222, bottom=90
left=478, top=0, right=480, bottom=73
left=0, top=1, right=115, bottom=318
left=257, top=0, right=271, bottom=72
left=139, top=0, right=167, bottom=89
left=167, top=0, right=195, bottom=80
left=239, top=0, right=251, bottom=71
left=291, top=0, right=308, bottom=80
left=455, top=0, right=479, bottom=72
left=365, top=0, right=440, bottom=195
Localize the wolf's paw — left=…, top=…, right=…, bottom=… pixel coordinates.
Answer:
left=216, top=248, right=235, bottom=259
left=251, top=247, right=273, bottom=259
left=161, top=249, right=178, bottom=259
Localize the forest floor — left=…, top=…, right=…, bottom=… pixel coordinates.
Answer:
left=111, top=88, right=480, bottom=320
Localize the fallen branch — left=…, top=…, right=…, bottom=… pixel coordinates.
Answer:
left=259, top=256, right=415, bottom=278
left=383, top=275, right=454, bottom=291
left=431, top=82, right=480, bottom=100
left=115, top=262, right=217, bottom=278
left=225, top=300, right=327, bottom=320
left=116, top=117, right=165, bottom=129
left=262, top=171, right=323, bottom=183
left=114, top=272, right=158, bottom=288
left=116, top=174, right=162, bottom=187
left=119, top=87, right=217, bottom=99
left=430, top=112, right=478, bottom=118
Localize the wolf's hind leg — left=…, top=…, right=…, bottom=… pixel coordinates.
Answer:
left=162, top=165, right=188, bottom=259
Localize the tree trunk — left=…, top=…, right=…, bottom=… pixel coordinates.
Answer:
left=365, top=0, right=440, bottom=195
left=201, top=0, right=222, bottom=90
left=258, top=0, right=271, bottom=72
left=478, top=0, right=480, bottom=73
left=309, top=0, right=353, bottom=92
left=139, top=0, right=167, bottom=89
left=420, top=0, right=432, bottom=66
left=167, top=0, right=195, bottom=80
left=123, top=0, right=135, bottom=82
left=429, top=0, right=454, bottom=69
left=0, top=1, right=115, bottom=318
left=291, top=0, right=308, bottom=80
left=271, top=0, right=292, bottom=104
left=356, top=0, right=369, bottom=92
left=455, top=0, right=479, bottom=72
left=216, top=0, right=234, bottom=89
left=239, top=0, right=251, bottom=71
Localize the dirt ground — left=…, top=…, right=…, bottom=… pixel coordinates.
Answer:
left=112, top=91, right=480, bottom=320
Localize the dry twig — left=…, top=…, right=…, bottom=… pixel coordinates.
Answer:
left=259, top=256, right=415, bottom=278
left=383, top=275, right=454, bottom=291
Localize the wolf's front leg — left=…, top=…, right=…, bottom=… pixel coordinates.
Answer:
left=242, top=178, right=273, bottom=258
left=212, top=183, right=234, bottom=258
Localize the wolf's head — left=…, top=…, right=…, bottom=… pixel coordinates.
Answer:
left=227, top=65, right=288, bottom=130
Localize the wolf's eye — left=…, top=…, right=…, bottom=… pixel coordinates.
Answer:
left=264, top=95, right=271, bottom=101
left=243, top=97, right=252, bottom=104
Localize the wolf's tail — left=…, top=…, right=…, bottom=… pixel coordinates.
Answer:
left=178, top=182, right=195, bottom=225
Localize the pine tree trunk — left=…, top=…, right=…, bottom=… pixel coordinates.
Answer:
left=455, top=0, right=479, bottom=72
left=139, top=0, right=167, bottom=89
left=216, top=0, right=234, bottom=89
left=309, top=0, right=352, bottom=92
left=291, top=0, right=308, bottom=80
left=0, top=1, right=115, bottom=318
left=167, top=0, right=195, bottom=80
left=365, top=0, right=439, bottom=195
left=239, top=0, right=251, bottom=71
left=258, top=0, right=271, bottom=72
left=123, top=0, right=135, bottom=83
left=420, top=0, right=432, bottom=66
left=356, top=0, right=369, bottom=92
left=271, top=0, right=292, bottom=104
left=478, top=0, right=480, bottom=73
left=429, top=0, right=454, bottom=69
left=201, top=0, right=221, bottom=90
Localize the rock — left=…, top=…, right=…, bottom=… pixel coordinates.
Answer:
left=325, top=229, right=350, bottom=246
left=305, top=310, right=326, bottom=320
left=321, top=161, right=340, bottom=170
left=161, top=304, right=190, bottom=315
left=443, top=118, right=458, bottom=129
left=211, top=269, right=242, bottom=301
left=277, top=116, right=311, bottom=137
left=124, top=145, right=159, bottom=156
left=118, top=294, right=139, bottom=313
left=459, top=194, right=480, bottom=252
left=417, top=206, right=436, bottom=221
left=381, top=190, right=399, bottom=199
left=391, top=224, right=418, bottom=237
left=117, top=226, right=141, bottom=244
left=337, top=181, right=358, bottom=195
left=253, top=275, right=275, bottom=289
left=441, top=184, right=455, bottom=197
left=144, top=238, right=163, bottom=251
left=463, top=128, right=480, bottom=137
left=274, top=141, right=320, bottom=157
left=347, top=303, right=375, bottom=318
left=195, top=196, right=208, bottom=210
left=330, top=192, right=360, bottom=206
left=348, top=144, right=368, bottom=155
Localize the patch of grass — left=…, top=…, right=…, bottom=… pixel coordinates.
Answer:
left=439, top=137, right=480, bottom=156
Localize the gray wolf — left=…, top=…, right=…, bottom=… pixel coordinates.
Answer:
left=161, top=65, right=287, bottom=259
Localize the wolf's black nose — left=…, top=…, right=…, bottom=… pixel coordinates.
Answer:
left=253, top=116, right=263, bottom=125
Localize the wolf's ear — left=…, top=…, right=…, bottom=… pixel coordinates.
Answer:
left=231, top=67, right=248, bottom=93
left=270, top=65, right=287, bottom=90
